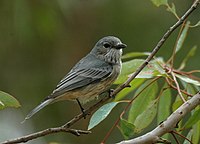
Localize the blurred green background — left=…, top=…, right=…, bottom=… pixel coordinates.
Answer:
left=0, top=0, right=199, bottom=144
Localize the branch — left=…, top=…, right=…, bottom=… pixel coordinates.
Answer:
left=1, top=0, right=199, bottom=144
left=111, top=0, right=200, bottom=97
left=101, top=0, right=200, bottom=143
left=1, top=127, right=90, bottom=144
left=117, top=91, right=200, bottom=144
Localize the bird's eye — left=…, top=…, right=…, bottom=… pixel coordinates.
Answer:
left=103, top=43, right=111, bottom=48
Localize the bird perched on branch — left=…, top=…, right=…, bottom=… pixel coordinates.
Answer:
left=23, top=36, right=126, bottom=122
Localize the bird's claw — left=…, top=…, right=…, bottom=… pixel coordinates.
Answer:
left=108, top=89, right=115, bottom=98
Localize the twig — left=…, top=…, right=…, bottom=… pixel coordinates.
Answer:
left=1, top=128, right=91, bottom=144
left=171, top=130, right=193, bottom=144
left=172, top=69, right=200, bottom=82
left=171, top=71, right=186, bottom=102
left=170, top=132, right=180, bottom=144
left=165, top=78, right=192, bottom=96
left=117, top=91, right=200, bottom=144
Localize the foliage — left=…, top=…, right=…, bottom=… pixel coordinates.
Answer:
left=0, top=91, right=21, bottom=110
left=88, top=0, right=200, bottom=143
left=88, top=102, right=120, bottom=130
left=0, top=0, right=199, bottom=143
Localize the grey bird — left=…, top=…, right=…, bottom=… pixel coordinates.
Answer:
left=23, top=36, right=126, bottom=122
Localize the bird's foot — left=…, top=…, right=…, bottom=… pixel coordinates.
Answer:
left=108, top=89, right=115, bottom=99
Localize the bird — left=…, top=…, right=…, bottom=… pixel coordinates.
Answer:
left=23, top=36, right=126, bottom=122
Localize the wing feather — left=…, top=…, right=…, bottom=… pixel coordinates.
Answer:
left=51, top=66, right=112, bottom=97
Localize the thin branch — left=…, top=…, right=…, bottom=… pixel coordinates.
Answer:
left=171, top=130, right=193, bottom=144
left=1, top=0, right=199, bottom=144
left=165, top=78, right=192, bottom=96
left=117, top=91, right=200, bottom=144
left=172, top=69, right=200, bottom=82
left=1, top=128, right=91, bottom=144
left=171, top=71, right=186, bottom=102
left=170, top=132, right=180, bottom=144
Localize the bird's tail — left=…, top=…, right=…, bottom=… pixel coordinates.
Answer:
left=21, top=98, right=54, bottom=123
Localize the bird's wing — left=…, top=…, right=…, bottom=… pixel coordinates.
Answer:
left=50, top=65, right=112, bottom=97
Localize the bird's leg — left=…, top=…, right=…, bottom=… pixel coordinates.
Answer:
left=108, top=89, right=115, bottom=98
left=76, top=99, right=86, bottom=119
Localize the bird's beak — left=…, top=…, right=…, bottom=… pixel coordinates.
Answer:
left=115, top=43, right=127, bottom=49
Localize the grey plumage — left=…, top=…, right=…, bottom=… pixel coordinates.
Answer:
left=23, top=36, right=126, bottom=122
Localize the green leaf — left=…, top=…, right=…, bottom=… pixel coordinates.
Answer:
left=119, top=118, right=135, bottom=139
left=167, top=3, right=177, bottom=17
left=192, top=118, right=200, bottom=144
left=183, top=108, right=200, bottom=129
left=134, top=99, right=158, bottom=133
left=157, top=86, right=171, bottom=139
left=172, top=95, right=183, bottom=112
left=183, top=129, right=193, bottom=144
left=115, top=58, right=166, bottom=84
left=151, top=0, right=168, bottom=7
left=0, top=100, right=5, bottom=106
left=114, top=79, right=145, bottom=101
left=191, top=20, right=200, bottom=28
left=194, top=85, right=200, bottom=91
left=175, top=21, right=190, bottom=53
left=180, top=80, right=197, bottom=95
left=176, top=74, right=200, bottom=86
left=0, top=91, right=21, bottom=110
left=128, top=81, right=158, bottom=123
left=88, top=102, right=119, bottom=130
left=157, top=87, right=171, bottom=123
left=179, top=46, right=197, bottom=70
left=115, top=59, right=145, bottom=84
left=122, top=52, right=150, bottom=60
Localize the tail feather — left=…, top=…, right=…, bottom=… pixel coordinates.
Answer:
left=22, top=99, right=53, bottom=123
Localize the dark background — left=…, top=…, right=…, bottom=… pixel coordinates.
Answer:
left=0, top=0, right=199, bottom=144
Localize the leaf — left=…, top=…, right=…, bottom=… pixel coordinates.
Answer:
left=192, top=118, right=200, bottom=144
left=151, top=0, right=168, bottom=7
left=176, top=74, right=200, bottom=86
left=88, top=102, right=119, bottom=130
left=172, top=95, right=183, bottom=112
left=119, top=118, right=135, bottom=139
left=0, top=91, right=21, bottom=110
left=179, top=46, right=197, bottom=70
left=114, top=79, right=145, bottom=101
left=183, top=108, right=200, bottom=129
left=122, top=52, right=150, bottom=60
left=191, top=20, right=200, bottom=28
left=183, top=129, right=193, bottom=144
left=0, top=100, right=5, bottom=106
left=157, top=86, right=171, bottom=139
left=128, top=81, right=158, bottom=123
left=115, top=58, right=166, bottom=84
left=194, top=85, right=200, bottom=91
left=180, top=80, right=197, bottom=95
left=167, top=3, right=177, bottom=17
left=134, top=99, right=158, bottom=133
left=116, top=59, right=146, bottom=84
left=175, top=21, right=190, bottom=53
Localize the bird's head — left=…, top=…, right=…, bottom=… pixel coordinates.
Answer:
left=91, top=36, right=127, bottom=64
